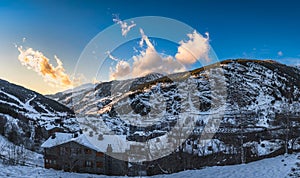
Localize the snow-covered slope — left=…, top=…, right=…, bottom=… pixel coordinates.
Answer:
left=50, top=59, right=300, bottom=134
left=48, top=59, right=300, bottom=170
left=0, top=79, right=80, bottom=152
left=0, top=135, right=43, bottom=167
left=0, top=153, right=299, bottom=178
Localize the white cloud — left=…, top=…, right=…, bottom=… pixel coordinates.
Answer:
left=131, top=49, right=185, bottom=78
left=175, top=30, right=210, bottom=64
left=109, top=29, right=186, bottom=80
left=113, top=16, right=136, bottom=37
left=109, top=29, right=212, bottom=80
left=132, top=30, right=185, bottom=77
left=139, top=29, right=155, bottom=49
left=106, top=51, right=119, bottom=61
left=278, top=51, right=283, bottom=56
left=17, top=46, right=74, bottom=88
left=108, top=51, right=131, bottom=80
left=110, top=60, right=131, bottom=80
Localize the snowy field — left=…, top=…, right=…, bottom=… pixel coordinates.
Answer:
left=0, top=153, right=299, bottom=178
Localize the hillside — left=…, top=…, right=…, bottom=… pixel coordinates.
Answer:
left=49, top=59, right=300, bottom=132
left=0, top=79, right=80, bottom=152
left=47, top=59, right=300, bottom=173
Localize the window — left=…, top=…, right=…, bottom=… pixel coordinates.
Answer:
left=71, top=148, right=81, bottom=155
left=60, top=147, right=69, bottom=155
left=85, top=149, right=92, bottom=154
left=77, top=148, right=82, bottom=154
left=60, top=147, right=63, bottom=155
left=85, top=160, right=93, bottom=167
left=207, top=146, right=213, bottom=151
left=96, top=161, right=103, bottom=168
left=96, top=152, right=104, bottom=157
left=46, top=159, right=57, bottom=165
left=71, top=148, right=76, bottom=155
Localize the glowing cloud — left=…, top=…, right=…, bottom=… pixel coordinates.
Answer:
left=131, top=29, right=185, bottom=77
left=113, top=16, right=136, bottom=37
left=17, top=46, right=73, bottom=88
left=110, top=60, right=131, bottom=80
left=109, top=28, right=185, bottom=79
left=109, top=29, right=212, bottom=80
left=109, top=52, right=131, bottom=80
left=175, top=30, right=210, bottom=64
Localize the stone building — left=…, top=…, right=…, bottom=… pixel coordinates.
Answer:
left=41, top=132, right=128, bottom=175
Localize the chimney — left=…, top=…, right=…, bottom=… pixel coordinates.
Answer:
left=98, top=134, right=104, bottom=140
left=106, top=144, right=113, bottom=153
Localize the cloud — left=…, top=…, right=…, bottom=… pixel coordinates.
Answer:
left=113, top=15, right=136, bottom=37
left=106, top=51, right=119, bottom=61
left=139, top=29, right=155, bottom=49
left=108, top=52, right=131, bottom=80
left=92, top=77, right=100, bottom=84
left=175, top=30, right=210, bottom=64
left=131, top=29, right=185, bottom=77
left=131, top=50, right=185, bottom=78
left=278, top=57, right=300, bottom=66
left=110, top=60, right=131, bottom=80
left=17, top=46, right=74, bottom=88
left=278, top=51, right=283, bottom=56
left=109, top=29, right=211, bottom=80
left=109, top=29, right=186, bottom=80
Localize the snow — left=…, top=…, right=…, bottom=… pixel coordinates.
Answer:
left=160, top=154, right=298, bottom=178
left=0, top=90, right=37, bottom=114
left=41, top=133, right=99, bottom=151
left=86, top=134, right=128, bottom=153
left=24, top=95, right=37, bottom=113
left=0, top=135, right=43, bottom=167
left=0, top=100, right=22, bottom=109
left=0, top=153, right=299, bottom=178
left=257, top=140, right=283, bottom=156
left=41, top=133, right=128, bottom=153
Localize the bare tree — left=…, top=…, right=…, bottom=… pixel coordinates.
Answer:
left=60, top=147, right=80, bottom=172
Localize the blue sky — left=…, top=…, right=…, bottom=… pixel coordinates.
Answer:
left=0, top=0, right=300, bottom=94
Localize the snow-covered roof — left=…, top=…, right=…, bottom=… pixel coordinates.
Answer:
left=42, top=124, right=61, bottom=131
left=41, top=132, right=128, bottom=153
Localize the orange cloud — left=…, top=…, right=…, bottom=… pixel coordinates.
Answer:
left=17, top=46, right=73, bottom=88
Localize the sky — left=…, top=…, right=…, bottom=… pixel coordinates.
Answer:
left=0, top=0, right=300, bottom=94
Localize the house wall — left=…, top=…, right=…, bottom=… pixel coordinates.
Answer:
left=44, top=141, right=128, bottom=175
left=105, top=153, right=128, bottom=175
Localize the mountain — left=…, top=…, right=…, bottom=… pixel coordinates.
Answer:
left=49, top=59, right=300, bottom=131
left=48, top=59, right=300, bottom=172
left=0, top=79, right=80, bottom=152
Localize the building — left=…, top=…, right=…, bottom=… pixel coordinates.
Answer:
left=41, top=132, right=128, bottom=175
